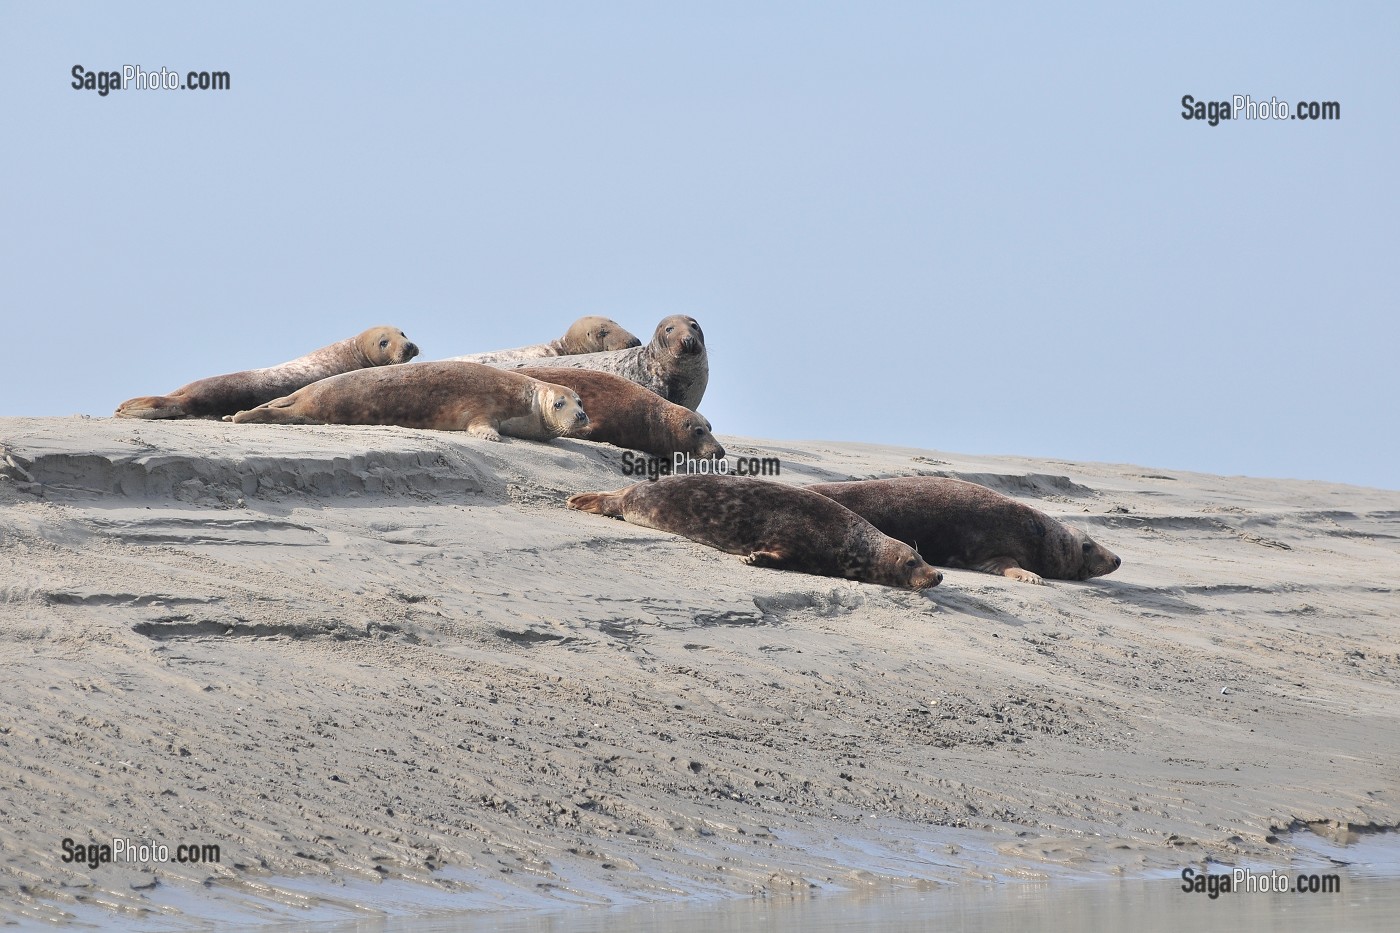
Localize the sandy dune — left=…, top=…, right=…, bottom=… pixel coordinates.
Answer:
left=0, top=416, right=1396, bottom=927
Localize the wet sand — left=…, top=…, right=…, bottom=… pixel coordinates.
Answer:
left=1, top=416, right=1397, bottom=927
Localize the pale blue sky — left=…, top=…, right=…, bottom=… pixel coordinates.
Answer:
left=3, top=2, right=1396, bottom=488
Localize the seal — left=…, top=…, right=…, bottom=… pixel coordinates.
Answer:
left=227, top=360, right=589, bottom=442
left=805, top=476, right=1121, bottom=584
left=514, top=367, right=724, bottom=460
left=567, top=475, right=942, bottom=589
left=115, top=326, right=419, bottom=420
left=444, top=316, right=641, bottom=364
left=496, top=314, right=708, bottom=411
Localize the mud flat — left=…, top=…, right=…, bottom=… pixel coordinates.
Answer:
left=1, top=416, right=1397, bottom=928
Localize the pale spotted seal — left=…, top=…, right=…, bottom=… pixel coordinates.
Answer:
left=115, top=326, right=419, bottom=420
left=496, top=315, right=708, bottom=411
left=444, top=316, right=641, bottom=364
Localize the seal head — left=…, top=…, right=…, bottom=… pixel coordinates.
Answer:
left=652, top=315, right=704, bottom=358
left=557, top=316, right=642, bottom=354
left=355, top=326, right=420, bottom=365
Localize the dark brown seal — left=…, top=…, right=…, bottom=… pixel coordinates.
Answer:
left=567, top=475, right=942, bottom=589
left=806, top=476, right=1121, bottom=584
left=228, top=361, right=589, bottom=442
left=515, top=367, right=723, bottom=460
left=496, top=314, right=708, bottom=411
left=115, top=326, right=419, bottom=420
left=445, top=316, right=641, bottom=364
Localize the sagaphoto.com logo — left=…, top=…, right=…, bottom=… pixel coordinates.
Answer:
left=1181, top=94, right=1339, bottom=126
left=72, top=64, right=230, bottom=97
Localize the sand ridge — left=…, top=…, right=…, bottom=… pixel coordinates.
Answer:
left=0, top=416, right=1397, bottom=926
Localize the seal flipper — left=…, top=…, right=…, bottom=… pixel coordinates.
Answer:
left=114, top=395, right=187, bottom=419
left=566, top=489, right=630, bottom=516
left=227, top=394, right=303, bottom=424
left=973, top=555, right=1044, bottom=585
left=465, top=419, right=502, bottom=441
left=742, top=549, right=787, bottom=568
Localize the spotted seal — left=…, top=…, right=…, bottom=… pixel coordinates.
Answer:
left=444, top=316, right=640, bottom=364
left=228, top=360, right=588, bottom=442
left=515, top=368, right=723, bottom=460
left=496, top=315, right=707, bottom=411
left=567, top=475, right=941, bottom=589
left=115, top=326, right=419, bottom=420
left=806, top=476, right=1121, bottom=584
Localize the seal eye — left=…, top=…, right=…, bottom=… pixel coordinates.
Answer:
left=553, top=398, right=566, bottom=410
left=1082, top=541, right=1092, bottom=553
left=665, top=326, right=674, bottom=333
left=694, top=427, right=705, bottom=436
left=905, top=557, right=919, bottom=568
left=379, top=339, right=389, bottom=349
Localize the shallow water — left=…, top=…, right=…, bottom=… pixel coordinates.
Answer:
left=59, top=832, right=1398, bottom=931
left=297, top=863, right=1400, bottom=933
left=308, top=878, right=1399, bottom=933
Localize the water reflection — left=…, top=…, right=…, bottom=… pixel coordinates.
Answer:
left=319, top=866, right=1398, bottom=933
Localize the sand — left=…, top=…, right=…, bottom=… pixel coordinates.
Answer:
left=0, top=415, right=1396, bottom=927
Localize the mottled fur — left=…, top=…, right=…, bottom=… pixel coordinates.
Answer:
left=806, top=476, right=1121, bottom=584
left=516, top=368, right=723, bottom=460
left=115, top=326, right=419, bottom=420
left=228, top=361, right=588, bottom=442
left=445, top=316, right=640, bottom=365
left=567, top=475, right=941, bottom=589
left=495, top=315, right=708, bottom=411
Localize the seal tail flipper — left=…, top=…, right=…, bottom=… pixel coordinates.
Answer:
left=227, top=395, right=298, bottom=424
left=114, top=395, right=185, bottom=419
left=566, top=489, right=629, bottom=516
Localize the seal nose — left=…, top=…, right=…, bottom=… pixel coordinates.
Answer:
left=1112, top=556, right=1122, bottom=569
left=404, top=342, right=420, bottom=359
left=679, top=336, right=698, bottom=353
left=575, top=409, right=589, bottom=423
left=913, top=566, right=942, bottom=588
